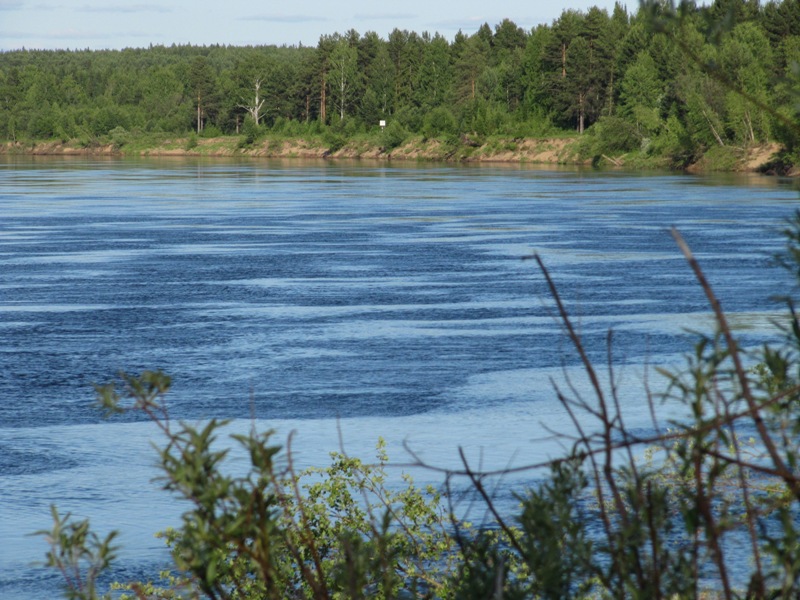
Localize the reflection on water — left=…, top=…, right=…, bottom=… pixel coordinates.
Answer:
left=0, top=157, right=797, bottom=598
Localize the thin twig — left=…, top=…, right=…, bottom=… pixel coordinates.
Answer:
left=672, top=228, right=800, bottom=498
left=457, top=447, right=523, bottom=556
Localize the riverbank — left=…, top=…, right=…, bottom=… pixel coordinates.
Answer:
left=0, top=135, right=789, bottom=173
left=0, top=135, right=581, bottom=162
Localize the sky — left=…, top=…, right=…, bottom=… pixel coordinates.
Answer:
left=0, top=0, right=631, bottom=52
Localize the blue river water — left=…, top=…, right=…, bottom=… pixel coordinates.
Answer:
left=1, top=157, right=798, bottom=598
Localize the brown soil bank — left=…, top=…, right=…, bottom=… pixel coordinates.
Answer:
left=0, top=137, right=787, bottom=173
left=0, top=136, right=581, bottom=163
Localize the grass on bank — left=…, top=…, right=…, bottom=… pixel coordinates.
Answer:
left=0, top=120, right=788, bottom=172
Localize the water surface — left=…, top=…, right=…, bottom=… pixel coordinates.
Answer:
left=1, top=157, right=797, bottom=598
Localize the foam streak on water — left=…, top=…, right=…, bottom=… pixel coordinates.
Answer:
left=0, top=158, right=797, bottom=598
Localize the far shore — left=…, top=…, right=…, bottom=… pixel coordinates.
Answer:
left=1, top=136, right=790, bottom=174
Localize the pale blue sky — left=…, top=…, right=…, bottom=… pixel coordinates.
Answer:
left=0, top=0, right=633, bottom=51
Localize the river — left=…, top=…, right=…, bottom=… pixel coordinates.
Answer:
left=1, top=157, right=797, bottom=598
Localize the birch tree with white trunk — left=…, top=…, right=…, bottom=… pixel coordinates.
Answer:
left=328, top=38, right=358, bottom=121
left=240, top=78, right=266, bottom=126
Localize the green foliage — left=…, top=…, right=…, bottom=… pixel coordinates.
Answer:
left=322, top=127, right=347, bottom=153
left=201, top=124, right=223, bottom=139
left=582, top=115, right=642, bottom=159
left=184, top=133, right=199, bottom=151
left=380, top=120, right=408, bottom=150
left=239, top=117, right=265, bottom=147
left=619, top=51, right=664, bottom=137
left=647, top=113, right=692, bottom=164
left=89, top=371, right=462, bottom=599
left=695, top=144, right=741, bottom=170
left=515, top=459, right=594, bottom=598
left=36, top=506, right=118, bottom=600
left=421, top=107, right=457, bottom=139
left=107, top=126, right=129, bottom=149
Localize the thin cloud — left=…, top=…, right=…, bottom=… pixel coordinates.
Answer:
left=48, top=28, right=137, bottom=39
left=353, top=12, right=416, bottom=20
left=76, top=3, right=170, bottom=13
left=0, top=30, right=35, bottom=39
left=1, top=27, right=151, bottom=40
left=243, top=14, right=330, bottom=24
left=0, top=0, right=23, bottom=9
left=432, top=17, right=490, bottom=29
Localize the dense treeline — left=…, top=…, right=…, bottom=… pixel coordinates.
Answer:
left=2, top=0, right=800, bottom=165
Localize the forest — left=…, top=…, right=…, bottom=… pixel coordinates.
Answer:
left=1, top=0, right=800, bottom=168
